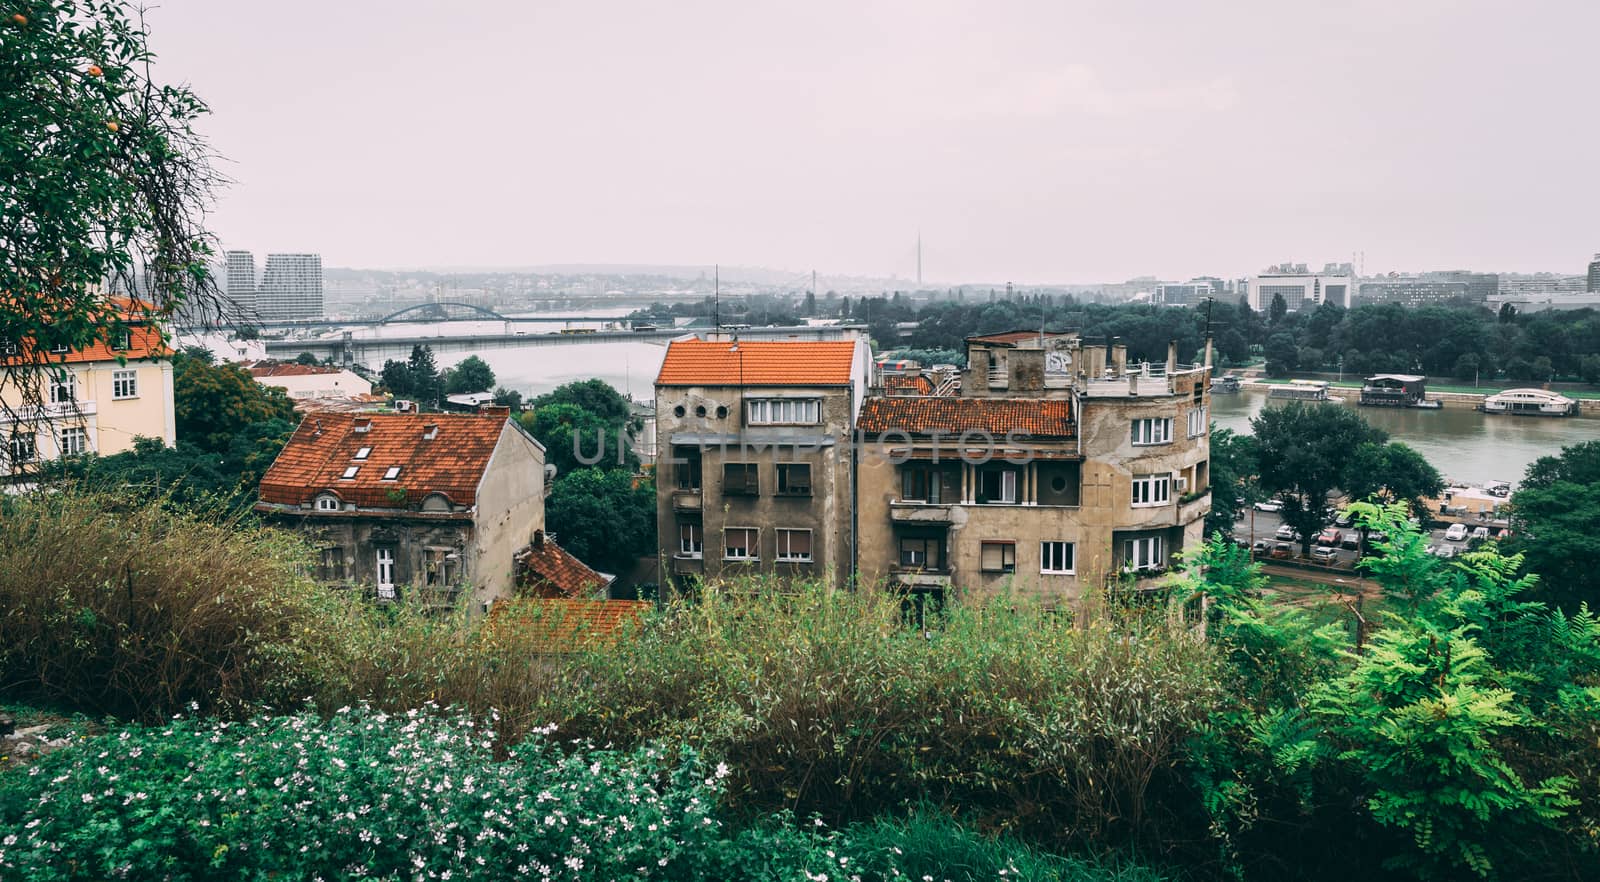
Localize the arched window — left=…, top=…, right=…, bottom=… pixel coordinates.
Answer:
left=421, top=493, right=452, bottom=512
left=315, top=493, right=341, bottom=512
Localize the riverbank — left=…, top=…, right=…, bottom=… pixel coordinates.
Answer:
left=1236, top=377, right=1600, bottom=415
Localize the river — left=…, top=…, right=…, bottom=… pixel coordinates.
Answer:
left=332, top=316, right=1600, bottom=489
left=1210, top=391, right=1600, bottom=489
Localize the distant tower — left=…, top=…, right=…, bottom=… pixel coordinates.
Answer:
left=257, top=253, right=324, bottom=321
left=223, top=250, right=258, bottom=315
left=1588, top=252, right=1600, bottom=293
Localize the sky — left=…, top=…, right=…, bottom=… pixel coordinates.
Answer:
left=143, top=0, right=1600, bottom=284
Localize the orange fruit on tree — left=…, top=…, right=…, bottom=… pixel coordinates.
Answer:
left=10, top=14, right=26, bottom=25
left=87, top=65, right=103, bottom=77
left=106, top=121, right=119, bottom=132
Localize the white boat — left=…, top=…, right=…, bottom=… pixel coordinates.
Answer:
left=1479, top=388, right=1578, bottom=417
left=1267, top=379, right=1336, bottom=402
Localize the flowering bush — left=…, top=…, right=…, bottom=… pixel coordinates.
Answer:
left=0, top=706, right=1150, bottom=882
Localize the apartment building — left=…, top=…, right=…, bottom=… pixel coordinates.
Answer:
left=1249, top=262, right=1354, bottom=312
left=654, top=333, right=872, bottom=590
left=855, top=331, right=1211, bottom=610
left=1, top=322, right=175, bottom=475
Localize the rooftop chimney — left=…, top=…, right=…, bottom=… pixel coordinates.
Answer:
left=479, top=404, right=509, bottom=416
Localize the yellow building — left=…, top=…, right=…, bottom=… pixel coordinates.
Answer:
left=2, top=324, right=175, bottom=473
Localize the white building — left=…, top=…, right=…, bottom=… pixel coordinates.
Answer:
left=244, top=362, right=373, bottom=400
left=256, top=253, right=324, bottom=321
left=1248, top=262, right=1354, bottom=312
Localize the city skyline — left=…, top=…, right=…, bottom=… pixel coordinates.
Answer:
left=146, top=0, right=1600, bottom=283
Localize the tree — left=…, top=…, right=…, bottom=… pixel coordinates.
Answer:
left=542, top=468, right=655, bottom=575
left=520, top=403, right=636, bottom=478
left=531, top=378, right=633, bottom=427
left=406, top=345, right=442, bottom=408
left=1204, top=426, right=1258, bottom=537
left=1341, top=441, right=1444, bottom=522
left=444, top=355, right=495, bottom=395
left=2, top=0, right=230, bottom=427
left=492, top=387, right=523, bottom=411
left=171, top=351, right=296, bottom=452
left=379, top=359, right=413, bottom=398
left=1264, top=332, right=1298, bottom=377
left=294, top=351, right=320, bottom=366
left=1507, top=440, right=1600, bottom=610
left=1252, top=402, right=1387, bottom=554
left=1269, top=292, right=1288, bottom=324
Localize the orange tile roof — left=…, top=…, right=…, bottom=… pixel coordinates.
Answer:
left=257, top=412, right=511, bottom=509
left=244, top=361, right=347, bottom=378
left=966, top=330, right=1074, bottom=347
left=856, top=396, right=1075, bottom=437
left=884, top=374, right=935, bottom=396
left=516, top=531, right=609, bottom=598
left=485, top=598, right=652, bottom=652
left=1, top=324, right=170, bottom=366
left=656, top=339, right=858, bottom=386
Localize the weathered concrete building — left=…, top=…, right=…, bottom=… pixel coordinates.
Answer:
left=255, top=409, right=547, bottom=611
left=855, top=331, right=1211, bottom=610
left=654, top=333, right=872, bottom=590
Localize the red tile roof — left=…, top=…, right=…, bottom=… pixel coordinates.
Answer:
left=884, top=374, right=935, bottom=396
left=486, top=598, right=652, bottom=652
left=244, top=361, right=347, bottom=378
left=856, top=396, right=1075, bottom=437
left=966, top=330, right=1074, bottom=347
left=257, top=412, right=512, bottom=509
left=516, top=531, right=609, bottom=598
left=1, top=324, right=170, bottom=366
left=657, top=339, right=858, bottom=386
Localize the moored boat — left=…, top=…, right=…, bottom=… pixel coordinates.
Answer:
left=1479, top=388, right=1578, bottom=417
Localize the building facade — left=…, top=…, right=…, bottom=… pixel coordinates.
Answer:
left=256, top=253, right=324, bottom=321
left=855, top=331, right=1211, bottom=610
left=255, top=409, right=546, bottom=611
left=1358, top=271, right=1497, bottom=307
left=1249, top=262, right=1355, bottom=312
left=1589, top=254, right=1600, bottom=293
left=654, top=334, right=872, bottom=590
left=2, top=323, right=175, bottom=476
left=245, top=361, right=374, bottom=400
left=223, top=250, right=259, bottom=317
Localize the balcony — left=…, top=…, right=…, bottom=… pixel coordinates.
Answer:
left=987, top=368, right=1008, bottom=389
left=671, top=554, right=704, bottom=575
left=0, top=399, right=98, bottom=423
left=671, top=489, right=702, bottom=512
left=889, top=567, right=952, bottom=590
left=1081, top=364, right=1205, bottom=398
left=1178, top=488, right=1212, bottom=524
left=889, top=500, right=954, bottom=524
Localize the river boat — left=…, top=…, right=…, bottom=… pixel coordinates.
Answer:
left=1479, top=388, right=1578, bottom=417
left=1266, top=379, right=1336, bottom=402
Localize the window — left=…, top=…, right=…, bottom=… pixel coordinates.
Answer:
left=341, top=465, right=360, bottom=479
left=901, top=465, right=950, bottom=503
left=1, top=340, right=18, bottom=357
left=976, top=466, right=1019, bottom=504
left=746, top=398, right=820, bottom=425
left=112, top=369, right=138, bottom=400
left=898, top=536, right=942, bottom=569
left=49, top=342, right=69, bottom=355
left=722, top=462, right=759, bottom=496
left=980, top=541, right=1017, bottom=573
left=48, top=371, right=76, bottom=405
left=1187, top=406, right=1207, bottom=438
left=317, top=546, right=346, bottom=581
left=424, top=549, right=459, bottom=587
left=315, top=494, right=341, bottom=511
left=1123, top=536, right=1166, bottom=573
left=354, top=446, right=372, bottom=460
left=111, top=329, right=132, bottom=351
left=776, top=463, right=811, bottom=496
left=678, top=522, right=703, bottom=557
left=776, top=528, right=812, bottom=562
left=375, top=548, right=396, bottom=598
left=1131, top=418, right=1173, bottom=445
left=674, top=446, right=702, bottom=490
left=1131, top=473, right=1171, bottom=506
left=723, top=527, right=758, bottom=561
left=7, top=434, right=36, bottom=466
left=58, top=427, right=87, bottom=457
left=382, top=466, right=402, bottom=481
left=1041, top=541, right=1075, bottom=574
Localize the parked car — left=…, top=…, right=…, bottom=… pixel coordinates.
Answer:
left=1435, top=545, right=1459, bottom=559
left=1470, top=526, right=1490, bottom=542
left=1252, top=539, right=1272, bottom=555
left=1444, top=523, right=1469, bottom=542
left=1270, top=543, right=1293, bottom=560
left=1334, top=509, right=1355, bottom=527
left=1275, top=524, right=1298, bottom=541
left=1340, top=532, right=1362, bottom=550
left=1495, top=527, right=1513, bottom=540
left=1316, top=528, right=1343, bottom=547
left=1311, top=546, right=1338, bottom=564
left=1253, top=499, right=1284, bottom=513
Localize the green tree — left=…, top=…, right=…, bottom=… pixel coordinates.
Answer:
left=1264, top=332, right=1298, bottom=377
left=492, top=386, right=523, bottom=411
left=1204, top=426, right=1258, bottom=537
left=44, top=418, right=293, bottom=511
left=1507, top=440, right=1600, bottom=610
left=1268, top=292, right=1288, bottom=324
left=294, top=351, right=319, bottom=366
left=2, top=0, right=228, bottom=419
left=1341, top=441, right=1444, bottom=522
left=542, top=468, right=655, bottom=575
left=521, top=403, right=636, bottom=477
left=406, top=345, right=442, bottom=407
left=1252, top=402, right=1387, bottom=554
left=172, top=351, right=295, bottom=452
left=379, top=358, right=413, bottom=398
left=530, top=378, right=634, bottom=427
left=443, top=355, right=495, bottom=395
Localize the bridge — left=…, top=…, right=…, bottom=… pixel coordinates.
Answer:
left=263, top=324, right=867, bottom=368
left=199, top=303, right=641, bottom=333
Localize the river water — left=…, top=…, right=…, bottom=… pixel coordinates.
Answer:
left=1210, top=391, right=1600, bottom=489
left=329, top=316, right=1600, bottom=489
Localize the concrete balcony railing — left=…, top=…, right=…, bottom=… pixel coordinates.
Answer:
left=671, top=489, right=702, bottom=512
left=1178, top=488, right=1212, bottom=524
left=889, top=567, right=953, bottom=589
left=0, top=399, right=98, bottom=423
left=1081, top=363, right=1205, bottom=398
left=987, top=368, right=1008, bottom=389
left=889, top=501, right=955, bottom=524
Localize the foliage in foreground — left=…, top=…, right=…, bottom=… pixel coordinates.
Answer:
left=0, top=706, right=1157, bottom=882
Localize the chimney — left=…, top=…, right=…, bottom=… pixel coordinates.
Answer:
left=1204, top=335, right=1214, bottom=370
left=1166, top=339, right=1178, bottom=373
left=532, top=528, right=545, bottom=548
left=479, top=404, right=509, bottom=416
left=1111, top=338, right=1127, bottom=376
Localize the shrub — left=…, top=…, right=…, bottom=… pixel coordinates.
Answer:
left=0, top=489, right=323, bottom=721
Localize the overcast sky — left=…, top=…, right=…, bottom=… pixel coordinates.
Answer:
left=144, top=0, right=1600, bottom=283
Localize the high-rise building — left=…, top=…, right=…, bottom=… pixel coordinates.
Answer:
left=1357, top=271, right=1498, bottom=307
left=256, top=253, right=324, bottom=321
left=1249, top=262, right=1354, bottom=312
left=222, top=250, right=258, bottom=316
left=1588, top=253, right=1600, bottom=293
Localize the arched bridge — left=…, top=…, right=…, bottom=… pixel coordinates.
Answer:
left=377, top=302, right=510, bottom=324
